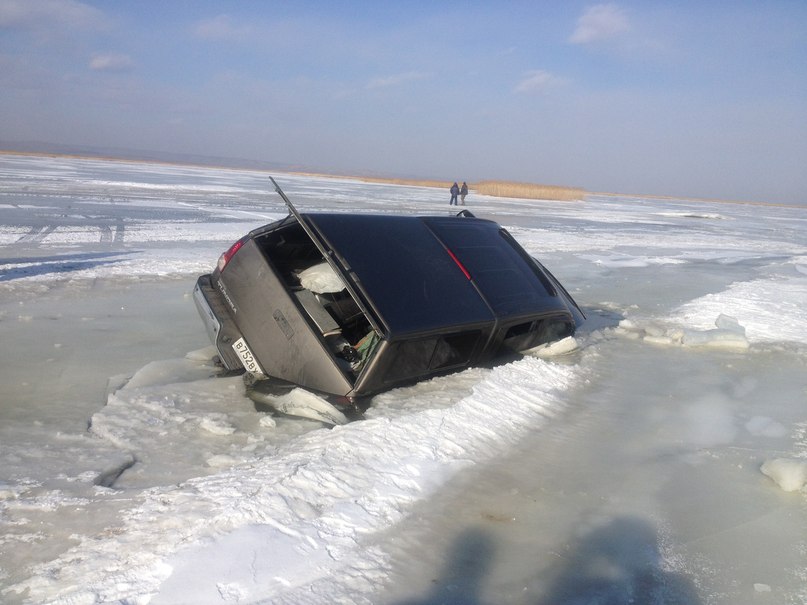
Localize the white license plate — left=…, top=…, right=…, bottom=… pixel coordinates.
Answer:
left=232, top=337, right=265, bottom=376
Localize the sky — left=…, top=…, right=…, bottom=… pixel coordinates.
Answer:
left=1, top=0, right=806, bottom=204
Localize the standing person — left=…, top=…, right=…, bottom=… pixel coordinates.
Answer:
left=449, top=182, right=459, bottom=206
left=460, top=181, right=468, bottom=205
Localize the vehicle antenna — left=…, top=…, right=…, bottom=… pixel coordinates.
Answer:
left=269, top=176, right=301, bottom=220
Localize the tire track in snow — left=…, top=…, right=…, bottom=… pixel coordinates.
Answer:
left=113, top=220, right=125, bottom=244
left=99, top=224, right=113, bottom=243
left=97, top=221, right=125, bottom=244
left=16, top=225, right=56, bottom=244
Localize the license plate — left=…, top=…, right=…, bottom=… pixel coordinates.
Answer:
left=232, top=337, right=265, bottom=377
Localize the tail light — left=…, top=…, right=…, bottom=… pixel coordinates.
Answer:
left=217, top=237, right=246, bottom=271
left=445, top=247, right=472, bottom=280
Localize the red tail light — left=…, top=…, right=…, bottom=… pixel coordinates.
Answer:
left=217, top=238, right=245, bottom=271
left=445, top=247, right=472, bottom=280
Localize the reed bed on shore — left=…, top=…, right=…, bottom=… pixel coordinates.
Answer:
left=354, top=176, right=585, bottom=201
left=473, top=180, right=585, bottom=201
left=354, top=176, right=453, bottom=189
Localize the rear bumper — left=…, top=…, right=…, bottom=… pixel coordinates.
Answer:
left=193, top=274, right=245, bottom=371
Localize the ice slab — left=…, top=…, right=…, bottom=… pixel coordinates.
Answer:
left=525, top=335, right=579, bottom=358
left=760, top=458, right=807, bottom=492
left=614, top=314, right=750, bottom=350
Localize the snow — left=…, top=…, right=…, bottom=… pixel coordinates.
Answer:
left=1, top=154, right=807, bottom=604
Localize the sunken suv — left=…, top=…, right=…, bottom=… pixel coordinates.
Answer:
left=193, top=179, right=584, bottom=402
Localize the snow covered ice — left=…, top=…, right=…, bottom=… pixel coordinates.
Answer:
left=1, top=154, right=807, bottom=604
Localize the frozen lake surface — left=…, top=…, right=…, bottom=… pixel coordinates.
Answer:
left=1, top=154, right=806, bottom=604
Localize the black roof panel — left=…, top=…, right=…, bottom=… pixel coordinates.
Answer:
left=308, top=214, right=494, bottom=336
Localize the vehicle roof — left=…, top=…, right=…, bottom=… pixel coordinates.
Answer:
left=305, top=213, right=569, bottom=336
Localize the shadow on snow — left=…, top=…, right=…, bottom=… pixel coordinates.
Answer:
left=0, top=251, right=135, bottom=282
left=394, top=516, right=701, bottom=605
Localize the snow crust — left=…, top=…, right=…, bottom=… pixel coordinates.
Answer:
left=14, top=358, right=577, bottom=604
left=672, top=273, right=807, bottom=345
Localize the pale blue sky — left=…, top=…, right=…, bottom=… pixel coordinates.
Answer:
left=2, top=1, right=806, bottom=203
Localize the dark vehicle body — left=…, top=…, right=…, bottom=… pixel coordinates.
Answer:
left=193, top=181, right=584, bottom=401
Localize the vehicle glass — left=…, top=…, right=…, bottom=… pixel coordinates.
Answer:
left=499, top=316, right=574, bottom=353
left=428, top=221, right=557, bottom=317
left=498, top=228, right=558, bottom=296
left=383, top=330, right=482, bottom=384
left=255, top=222, right=323, bottom=288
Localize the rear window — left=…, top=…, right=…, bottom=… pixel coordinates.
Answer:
left=425, top=220, right=558, bottom=317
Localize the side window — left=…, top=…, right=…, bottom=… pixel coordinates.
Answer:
left=384, top=331, right=482, bottom=383
left=500, top=317, right=573, bottom=353
left=387, top=338, right=437, bottom=382
left=431, top=331, right=481, bottom=370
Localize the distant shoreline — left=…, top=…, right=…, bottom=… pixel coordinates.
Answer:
left=0, top=149, right=800, bottom=208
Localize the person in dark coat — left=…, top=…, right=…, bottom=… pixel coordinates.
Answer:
left=460, top=182, right=468, bottom=205
left=449, top=182, right=459, bottom=206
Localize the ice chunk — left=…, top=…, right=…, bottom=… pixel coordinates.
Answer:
left=259, top=415, right=277, bottom=429
left=681, top=328, right=749, bottom=350
left=525, top=336, right=579, bottom=358
left=614, top=315, right=750, bottom=350
left=643, top=323, right=666, bottom=338
left=122, top=357, right=216, bottom=390
left=644, top=335, right=675, bottom=346
left=0, top=482, right=19, bottom=500
left=616, top=328, right=642, bottom=340
left=681, top=313, right=749, bottom=349
left=248, top=387, right=348, bottom=425
left=216, top=582, right=248, bottom=602
left=93, top=454, right=136, bottom=487
left=613, top=319, right=646, bottom=340
left=206, top=454, right=241, bottom=468
left=199, top=416, right=236, bottom=435
left=715, top=313, right=745, bottom=335
left=760, top=458, right=807, bottom=492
